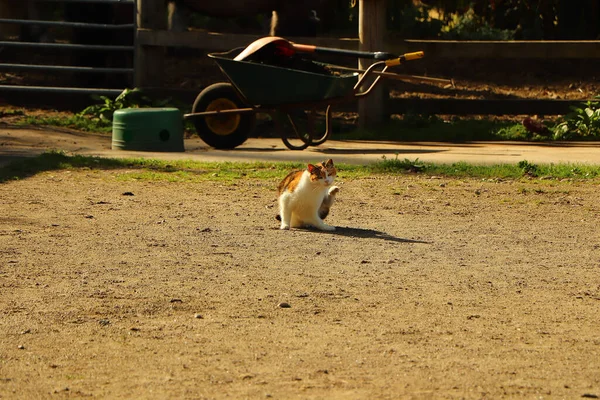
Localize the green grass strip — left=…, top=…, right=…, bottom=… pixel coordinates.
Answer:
left=1, top=151, right=599, bottom=184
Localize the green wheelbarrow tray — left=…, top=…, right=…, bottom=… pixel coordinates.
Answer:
left=208, top=48, right=359, bottom=107
left=187, top=42, right=431, bottom=150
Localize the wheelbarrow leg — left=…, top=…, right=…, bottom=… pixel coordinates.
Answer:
left=278, top=105, right=333, bottom=150
left=275, top=111, right=312, bottom=151
left=305, top=105, right=333, bottom=146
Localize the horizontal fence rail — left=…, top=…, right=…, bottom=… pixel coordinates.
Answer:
left=136, top=30, right=357, bottom=52
left=0, top=63, right=134, bottom=74
left=398, top=40, right=600, bottom=59
left=38, top=0, right=133, bottom=3
left=0, top=19, right=134, bottom=30
left=0, top=41, right=134, bottom=51
left=0, top=84, right=125, bottom=95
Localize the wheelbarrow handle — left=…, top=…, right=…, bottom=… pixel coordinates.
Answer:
left=384, top=51, right=425, bottom=66
left=293, top=43, right=400, bottom=60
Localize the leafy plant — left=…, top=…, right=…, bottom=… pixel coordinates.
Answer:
left=553, top=97, right=600, bottom=140
left=387, top=1, right=444, bottom=38
left=78, top=88, right=173, bottom=124
left=377, top=155, right=426, bottom=173
left=495, top=123, right=531, bottom=141
left=441, top=7, right=514, bottom=40
left=518, top=160, right=540, bottom=177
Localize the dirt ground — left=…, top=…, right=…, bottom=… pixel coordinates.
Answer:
left=1, top=148, right=600, bottom=399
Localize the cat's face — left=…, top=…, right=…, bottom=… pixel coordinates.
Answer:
left=307, top=159, right=336, bottom=186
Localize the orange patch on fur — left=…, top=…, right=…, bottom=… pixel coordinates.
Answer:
left=277, top=170, right=303, bottom=194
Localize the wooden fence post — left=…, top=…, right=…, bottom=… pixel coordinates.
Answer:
left=135, top=0, right=167, bottom=88
left=358, top=0, right=388, bottom=129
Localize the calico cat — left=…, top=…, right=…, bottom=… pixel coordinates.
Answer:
left=277, top=159, right=339, bottom=231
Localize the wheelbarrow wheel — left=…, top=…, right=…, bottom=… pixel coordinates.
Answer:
left=192, top=82, right=255, bottom=149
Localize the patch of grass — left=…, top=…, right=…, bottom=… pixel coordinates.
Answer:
left=494, top=123, right=533, bottom=141
left=14, top=114, right=113, bottom=133
left=0, top=109, right=25, bottom=118
left=115, top=160, right=370, bottom=182
left=335, top=115, right=531, bottom=142
left=1, top=151, right=600, bottom=184
left=372, top=155, right=600, bottom=180
left=0, top=151, right=366, bottom=183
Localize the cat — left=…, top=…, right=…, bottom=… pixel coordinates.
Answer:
left=277, top=159, right=339, bottom=231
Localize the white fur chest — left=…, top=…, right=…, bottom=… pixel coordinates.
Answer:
left=281, top=171, right=328, bottom=215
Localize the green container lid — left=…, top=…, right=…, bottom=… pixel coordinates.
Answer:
left=112, top=108, right=184, bottom=152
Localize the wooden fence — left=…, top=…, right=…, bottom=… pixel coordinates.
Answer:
left=136, top=27, right=600, bottom=116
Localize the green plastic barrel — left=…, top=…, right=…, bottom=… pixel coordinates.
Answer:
left=112, top=108, right=184, bottom=152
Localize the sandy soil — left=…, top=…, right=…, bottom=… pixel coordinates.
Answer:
left=1, top=162, right=599, bottom=399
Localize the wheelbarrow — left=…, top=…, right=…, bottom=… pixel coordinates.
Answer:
left=184, top=36, right=434, bottom=150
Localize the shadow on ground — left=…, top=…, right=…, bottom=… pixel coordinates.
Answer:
left=334, top=226, right=431, bottom=244
left=311, top=148, right=446, bottom=155
left=292, top=225, right=430, bottom=244
left=0, top=152, right=128, bottom=183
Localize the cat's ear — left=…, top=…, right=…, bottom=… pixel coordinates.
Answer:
left=307, top=164, right=317, bottom=173
left=325, top=159, right=334, bottom=167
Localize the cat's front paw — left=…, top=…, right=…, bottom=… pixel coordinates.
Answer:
left=280, top=223, right=290, bottom=230
left=320, top=224, right=336, bottom=232
left=328, top=186, right=340, bottom=196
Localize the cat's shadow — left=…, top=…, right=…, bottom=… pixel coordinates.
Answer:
left=297, top=226, right=430, bottom=244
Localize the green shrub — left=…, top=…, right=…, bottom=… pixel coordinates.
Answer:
left=553, top=97, right=600, bottom=140
left=387, top=1, right=444, bottom=38
left=518, top=160, right=540, bottom=177
left=78, top=88, right=173, bottom=125
left=441, top=8, right=514, bottom=40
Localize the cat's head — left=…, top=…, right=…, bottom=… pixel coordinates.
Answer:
left=307, top=159, right=336, bottom=186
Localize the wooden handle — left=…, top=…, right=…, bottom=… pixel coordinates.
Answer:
left=385, top=51, right=425, bottom=67
left=292, top=44, right=316, bottom=53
